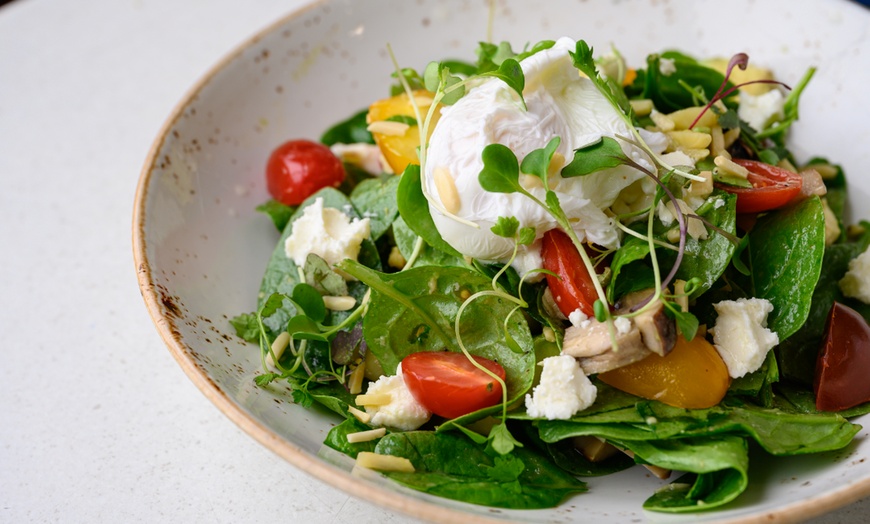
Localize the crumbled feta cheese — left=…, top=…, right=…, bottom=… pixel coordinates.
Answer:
left=569, top=308, right=590, bottom=329
left=839, top=245, right=870, bottom=303
left=738, top=89, right=785, bottom=132
left=613, top=316, right=632, bottom=335
left=709, top=298, right=779, bottom=378
left=659, top=57, right=677, bottom=76
left=330, top=143, right=385, bottom=175
left=363, top=365, right=431, bottom=431
left=284, top=197, right=371, bottom=268
left=525, top=355, right=597, bottom=420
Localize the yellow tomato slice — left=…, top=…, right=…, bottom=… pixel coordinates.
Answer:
left=598, top=334, right=730, bottom=409
left=367, top=90, right=440, bottom=174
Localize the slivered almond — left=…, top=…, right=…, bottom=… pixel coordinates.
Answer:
left=367, top=120, right=410, bottom=136
left=674, top=279, right=689, bottom=312
left=714, top=155, right=749, bottom=179
left=267, top=331, right=290, bottom=367
left=709, top=126, right=725, bottom=157
left=812, top=163, right=839, bottom=180
left=687, top=170, right=713, bottom=199
left=323, top=295, right=356, bottom=311
left=356, top=452, right=415, bottom=473
left=347, top=405, right=371, bottom=424
left=347, top=427, right=387, bottom=444
left=387, top=246, right=406, bottom=269
left=347, top=362, right=366, bottom=395
left=434, top=167, right=461, bottom=214
left=629, top=99, right=653, bottom=117
left=355, top=394, right=391, bottom=406
left=668, top=130, right=712, bottom=150
left=668, top=106, right=718, bottom=130
left=650, top=110, right=675, bottom=132
left=722, top=127, right=741, bottom=148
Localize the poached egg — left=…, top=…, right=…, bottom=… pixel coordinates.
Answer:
left=422, top=37, right=665, bottom=274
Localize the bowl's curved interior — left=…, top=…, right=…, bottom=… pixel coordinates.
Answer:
left=134, top=0, right=870, bottom=522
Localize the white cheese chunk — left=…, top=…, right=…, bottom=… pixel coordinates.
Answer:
left=525, top=355, right=597, bottom=420
left=363, top=365, right=431, bottom=431
left=284, top=197, right=371, bottom=268
left=709, top=298, right=779, bottom=378
left=738, top=89, right=785, bottom=132
left=839, top=245, right=870, bottom=303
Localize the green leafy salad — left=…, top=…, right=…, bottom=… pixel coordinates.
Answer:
left=231, top=36, right=870, bottom=513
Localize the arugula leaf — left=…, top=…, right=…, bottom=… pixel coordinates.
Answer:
left=490, top=216, right=520, bottom=238
left=642, top=54, right=731, bottom=113
left=756, top=67, right=816, bottom=143
left=560, top=137, right=627, bottom=178
left=374, top=431, right=587, bottom=509
left=256, top=199, right=296, bottom=232
left=229, top=312, right=260, bottom=342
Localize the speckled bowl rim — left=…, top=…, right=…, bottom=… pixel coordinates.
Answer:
left=132, top=1, right=870, bottom=522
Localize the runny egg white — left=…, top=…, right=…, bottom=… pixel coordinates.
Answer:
left=422, top=37, right=667, bottom=275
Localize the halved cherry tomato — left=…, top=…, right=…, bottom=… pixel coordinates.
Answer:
left=715, top=159, right=802, bottom=214
left=814, top=302, right=870, bottom=412
left=401, top=351, right=506, bottom=419
left=266, top=139, right=345, bottom=206
left=541, top=229, right=598, bottom=318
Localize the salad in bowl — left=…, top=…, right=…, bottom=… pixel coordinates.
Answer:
left=230, top=31, right=870, bottom=513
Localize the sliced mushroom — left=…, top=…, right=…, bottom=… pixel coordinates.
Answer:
left=562, top=289, right=676, bottom=374
left=562, top=318, right=653, bottom=374
left=618, top=290, right=676, bottom=357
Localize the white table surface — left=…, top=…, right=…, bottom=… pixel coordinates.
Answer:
left=1, top=0, right=868, bottom=522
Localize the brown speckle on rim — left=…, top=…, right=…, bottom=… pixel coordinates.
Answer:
left=276, top=85, right=284, bottom=94
left=421, top=17, right=430, bottom=27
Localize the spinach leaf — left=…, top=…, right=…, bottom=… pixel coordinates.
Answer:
left=777, top=232, right=870, bottom=384
left=662, top=191, right=738, bottom=295
left=774, top=384, right=870, bottom=419
left=747, top=196, right=825, bottom=340
left=258, top=188, right=379, bottom=336
left=323, top=417, right=379, bottom=458
left=320, top=109, right=373, bottom=146
left=607, top=236, right=650, bottom=303
left=396, top=164, right=463, bottom=258
left=349, top=175, right=401, bottom=241
left=339, top=262, right=535, bottom=403
left=642, top=54, right=732, bottom=113
left=616, top=436, right=748, bottom=512
left=255, top=199, right=296, bottom=232
left=392, top=216, right=465, bottom=268
left=536, top=400, right=859, bottom=456
left=374, top=431, right=587, bottom=509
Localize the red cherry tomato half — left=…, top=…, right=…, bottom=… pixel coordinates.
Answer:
left=266, top=139, right=345, bottom=206
left=541, top=229, right=598, bottom=318
left=814, top=302, right=870, bottom=412
left=715, top=159, right=802, bottom=214
left=401, top=351, right=506, bottom=419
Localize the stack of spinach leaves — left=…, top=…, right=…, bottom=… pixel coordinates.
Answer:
left=231, top=40, right=869, bottom=513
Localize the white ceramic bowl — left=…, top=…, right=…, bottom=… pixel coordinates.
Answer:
left=134, top=0, right=870, bottom=521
